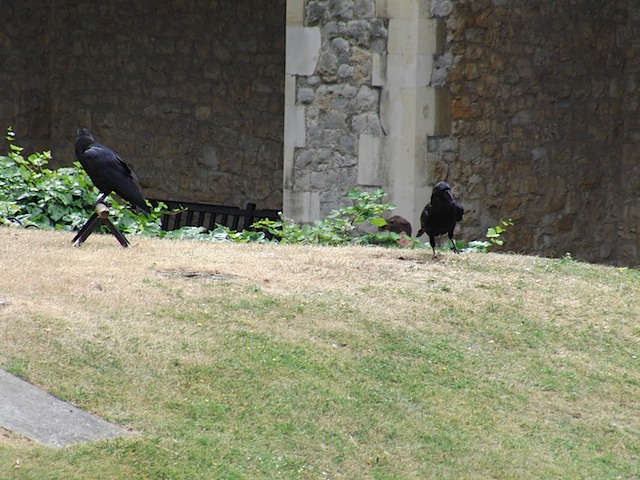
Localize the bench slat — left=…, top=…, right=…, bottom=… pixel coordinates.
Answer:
left=150, top=199, right=280, bottom=233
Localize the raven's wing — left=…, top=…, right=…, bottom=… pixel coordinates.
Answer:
left=416, top=205, right=430, bottom=237
left=80, top=144, right=149, bottom=212
left=454, top=201, right=464, bottom=222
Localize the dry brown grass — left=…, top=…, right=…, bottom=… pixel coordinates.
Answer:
left=0, top=226, right=471, bottom=351
left=1, top=229, right=504, bottom=356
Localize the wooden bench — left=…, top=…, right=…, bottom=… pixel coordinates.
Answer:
left=150, top=199, right=281, bottom=232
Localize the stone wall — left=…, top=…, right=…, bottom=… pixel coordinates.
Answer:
left=1, top=0, right=285, bottom=210
left=285, top=0, right=388, bottom=218
left=430, top=0, right=640, bottom=264
left=4, top=0, right=640, bottom=264
left=0, top=1, right=51, bottom=153
left=285, top=0, right=640, bottom=265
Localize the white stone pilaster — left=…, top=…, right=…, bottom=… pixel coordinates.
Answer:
left=283, top=3, right=321, bottom=220
left=369, top=0, right=444, bottom=232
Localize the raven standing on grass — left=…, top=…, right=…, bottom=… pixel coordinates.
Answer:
left=416, top=182, right=464, bottom=257
left=75, top=128, right=149, bottom=213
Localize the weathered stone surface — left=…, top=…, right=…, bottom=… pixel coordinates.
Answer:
left=0, top=1, right=50, bottom=153
left=2, top=0, right=285, bottom=210
left=0, top=369, right=129, bottom=448
left=431, top=1, right=454, bottom=18
left=286, top=5, right=387, bottom=214
left=296, top=87, right=315, bottom=104
left=5, top=0, right=640, bottom=265
left=429, top=0, right=638, bottom=265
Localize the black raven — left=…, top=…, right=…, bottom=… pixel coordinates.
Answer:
left=416, top=182, right=464, bottom=256
left=75, top=128, right=149, bottom=213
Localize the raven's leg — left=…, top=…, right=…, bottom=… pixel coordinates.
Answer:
left=429, top=235, right=437, bottom=257
left=448, top=231, right=460, bottom=254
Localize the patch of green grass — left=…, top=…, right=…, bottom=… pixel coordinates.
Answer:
left=3, top=357, right=30, bottom=380
left=0, top=235, right=639, bottom=479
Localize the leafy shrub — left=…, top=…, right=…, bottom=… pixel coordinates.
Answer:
left=252, top=188, right=418, bottom=247
left=162, top=225, right=268, bottom=243
left=465, top=219, right=514, bottom=253
left=0, top=128, right=168, bottom=234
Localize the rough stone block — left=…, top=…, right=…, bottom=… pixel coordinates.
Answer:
left=357, top=134, right=383, bottom=184
left=284, top=105, right=306, bottom=148
left=287, top=0, right=305, bottom=25
left=296, top=86, right=315, bottom=104
left=286, top=26, right=322, bottom=76
left=283, top=190, right=320, bottom=223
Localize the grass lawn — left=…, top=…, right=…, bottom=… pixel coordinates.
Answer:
left=0, top=227, right=638, bottom=479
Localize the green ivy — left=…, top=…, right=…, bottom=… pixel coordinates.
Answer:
left=1, top=129, right=513, bottom=252
left=0, top=128, right=169, bottom=234
left=252, top=188, right=419, bottom=248
left=465, top=219, right=514, bottom=253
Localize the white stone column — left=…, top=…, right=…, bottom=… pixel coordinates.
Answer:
left=283, top=0, right=321, bottom=222
left=363, top=0, right=449, bottom=232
